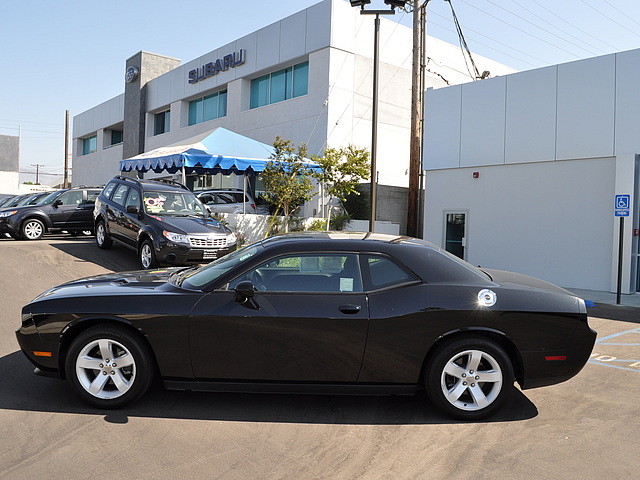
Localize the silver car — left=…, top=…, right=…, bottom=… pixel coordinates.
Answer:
left=196, top=189, right=257, bottom=214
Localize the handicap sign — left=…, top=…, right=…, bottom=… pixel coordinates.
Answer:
left=615, top=194, right=630, bottom=217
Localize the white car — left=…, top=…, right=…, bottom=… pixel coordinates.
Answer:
left=196, top=189, right=257, bottom=214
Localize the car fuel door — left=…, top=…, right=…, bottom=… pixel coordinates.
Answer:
left=189, top=253, right=370, bottom=382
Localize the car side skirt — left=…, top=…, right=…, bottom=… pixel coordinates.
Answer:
left=164, top=380, right=418, bottom=396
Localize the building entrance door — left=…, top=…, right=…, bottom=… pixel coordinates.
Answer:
left=444, top=212, right=467, bottom=260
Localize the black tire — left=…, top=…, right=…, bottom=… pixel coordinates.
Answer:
left=139, top=239, right=158, bottom=269
left=65, top=325, right=155, bottom=409
left=69, top=231, right=80, bottom=237
left=95, top=221, right=112, bottom=249
left=424, top=336, right=514, bottom=421
left=10, top=232, right=22, bottom=240
left=21, top=218, right=45, bottom=241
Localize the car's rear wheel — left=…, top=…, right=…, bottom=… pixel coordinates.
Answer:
left=425, top=337, right=514, bottom=420
left=21, top=219, right=45, bottom=240
left=139, top=240, right=157, bottom=269
left=65, top=325, right=154, bottom=408
left=95, top=221, right=112, bottom=249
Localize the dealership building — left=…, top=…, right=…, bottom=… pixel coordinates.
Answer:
left=423, top=48, right=640, bottom=294
left=72, top=0, right=511, bottom=228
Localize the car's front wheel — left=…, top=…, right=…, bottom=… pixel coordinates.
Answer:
left=95, top=221, right=112, bottom=249
left=65, top=325, right=155, bottom=408
left=139, top=240, right=158, bottom=269
left=21, top=219, right=45, bottom=240
left=425, top=336, right=514, bottom=420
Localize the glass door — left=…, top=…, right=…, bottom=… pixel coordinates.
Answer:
left=445, top=212, right=467, bottom=260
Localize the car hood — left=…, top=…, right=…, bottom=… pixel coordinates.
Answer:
left=482, top=268, right=575, bottom=296
left=153, top=216, right=227, bottom=235
left=29, top=268, right=185, bottom=303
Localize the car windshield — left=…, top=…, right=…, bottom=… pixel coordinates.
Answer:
left=15, top=195, right=40, bottom=206
left=26, top=193, right=48, bottom=205
left=175, top=244, right=262, bottom=289
left=35, top=190, right=61, bottom=205
left=143, top=191, right=206, bottom=217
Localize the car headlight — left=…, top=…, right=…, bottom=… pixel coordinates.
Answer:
left=0, top=210, right=17, bottom=218
left=163, top=230, right=189, bottom=244
left=227, top=232, right=237, bottom=244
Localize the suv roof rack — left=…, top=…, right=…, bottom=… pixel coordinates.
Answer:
left=113, top=175, right=190, bottom=191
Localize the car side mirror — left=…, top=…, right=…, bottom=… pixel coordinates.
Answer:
left=53, top=199, right=63, bottom=207
left=126, top=205, right=139, bottom=214
left=234, top=280, right=255, bottom=299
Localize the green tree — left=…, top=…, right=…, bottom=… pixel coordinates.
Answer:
left=262, top=136, right=316, bottom=236
left=313, top=145, right=370, bottom=228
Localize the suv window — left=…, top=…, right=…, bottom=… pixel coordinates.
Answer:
left=125, top=189, right=141, bottom=209
left=112, top=184, right=129, bottom=206
left=363, top=255, right=416, bottom=290
left=229, top=253, right=363, bottom=293
left=57, top=190, right=83, bottom=205
left=102, top=182, right=118, bottom=199
left=86, top=190, right=101, bottom=204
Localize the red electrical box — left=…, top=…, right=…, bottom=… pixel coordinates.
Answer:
left=472, top=172, right=479, bottom=178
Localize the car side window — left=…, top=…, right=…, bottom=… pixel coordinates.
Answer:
left=124, top=189, right=141, bottom=209
left=229, top=253, right=363, bottom=293
left=57, top=191, right=83, bottom=205
left=362, top=255, right=417, bottom=291
left=111, top=184, right=129, bottom=206
left=102, top=182, right=117, bottom=199
left=85, top=190, right=100, bottom=204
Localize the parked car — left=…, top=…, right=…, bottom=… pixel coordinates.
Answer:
left=0, top=187, right=101, bottom=240
left=16, top=232, right=596, bottom=420
left=0, top=192, right=46, bottom=210
left=0, top=194, right=17, bottom=208
left=196, top=188, right=257, bottom=214
left=94, top=176, right=237, bottom=269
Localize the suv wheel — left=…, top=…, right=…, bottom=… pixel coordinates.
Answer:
left=22, top=219, right=45, bottom=240
left=95, top=221, right=112, bottom=249
left=139, top=240, right=157, bottom=269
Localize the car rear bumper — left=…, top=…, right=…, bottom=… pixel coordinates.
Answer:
left=519, top=322, right=597, bottom=389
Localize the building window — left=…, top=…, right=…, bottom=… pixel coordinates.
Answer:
left=82, top=135, right=97, bottom=155
left=154, top=109, right=170, bottom=135
left=188, top=90, right=227, bottom=126
left=110, top=130, right=123, bottom=145
left=250, top=61, right=309, bottom=109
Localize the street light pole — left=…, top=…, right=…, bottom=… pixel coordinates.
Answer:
left=370, top=13, right=380, bottom=233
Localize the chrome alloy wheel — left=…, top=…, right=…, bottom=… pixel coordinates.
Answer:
left=23, top=220, right=43, bottom=240
left=440, top=349, right=503, bottom=412
left=140, top=244, right=152, bottom=269
left=75, top=339, right=136, bottom=400
left=96, top=223, right=105, bottom=245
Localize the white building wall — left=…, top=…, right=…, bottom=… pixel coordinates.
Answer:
left=0, top=172, right=19, bottom=195
left=424, top=158, right=616, bottom=291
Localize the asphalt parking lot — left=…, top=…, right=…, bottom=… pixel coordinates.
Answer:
left=0, top=235, right=638, bottom=479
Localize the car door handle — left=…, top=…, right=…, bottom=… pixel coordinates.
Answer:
left=339, top=304, right=361, bottom=314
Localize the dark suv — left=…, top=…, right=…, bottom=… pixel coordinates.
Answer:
left=94, top=176, right=237, bottom=269
left=0, top=187, right=101, bottom=240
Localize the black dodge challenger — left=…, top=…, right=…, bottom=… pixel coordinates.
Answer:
left=16, top=232, right=596, bottom=420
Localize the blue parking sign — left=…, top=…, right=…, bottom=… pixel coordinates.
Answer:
left=615, top=194, right=630, bottom=217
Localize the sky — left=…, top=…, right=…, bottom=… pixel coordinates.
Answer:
left=2, top=0, right=640, bottom=184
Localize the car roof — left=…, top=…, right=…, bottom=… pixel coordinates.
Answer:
left=260, top=231, right=434, bottom=249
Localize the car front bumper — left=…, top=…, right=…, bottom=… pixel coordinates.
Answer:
left=0, top=217, right=20, bottom=235
left=156, top=241, right=238, bottom=266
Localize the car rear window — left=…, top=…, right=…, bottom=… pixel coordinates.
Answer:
left=363, top=255, right=416, bottom=290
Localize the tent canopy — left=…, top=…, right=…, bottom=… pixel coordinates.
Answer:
left=118, top=127, right=319, bottom=175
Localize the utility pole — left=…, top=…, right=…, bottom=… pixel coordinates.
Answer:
left=64, top=110, right=70, bottom=188
left=407, top=0, right=427, bottom=238
left=31, top=164, right=45, bottom=185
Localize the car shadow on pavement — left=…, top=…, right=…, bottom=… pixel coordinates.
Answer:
left=48, top=237, right=139, bottom=272
left=589, top=305, right=640, bottom=325
left=0, top=351, right=538, bottom=425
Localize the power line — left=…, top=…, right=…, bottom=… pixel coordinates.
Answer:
left=428, top=16, right=541, bottom=68
left=445, top=0, right=483, bottom=80
left=429, top=10, right=551, bottom=65
left=457, top=0, right=582, bottom=58
left=529, top=0, right=620, bottom=51
left=601, top=0, right=640, bottom=29
left=508, top=0, right=608, bottom=55
left=478, top=0, right=600, bottom=56
left=578, top=0, right=640, bottom=40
